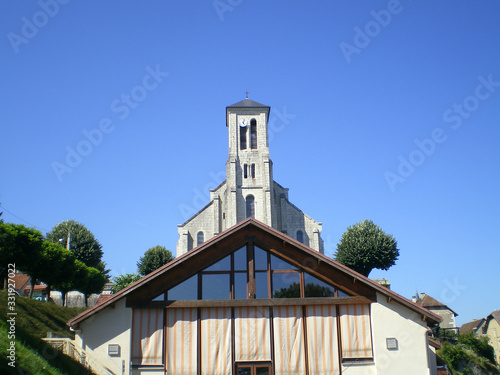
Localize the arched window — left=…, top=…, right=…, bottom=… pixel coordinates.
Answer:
left=246, top=195, right=255, bottom=218
left=240, top=126, right=247, bottom=150
left=250, top=119, right=257, bottom=149
left=296, top=230, right=304, bottom=244
left=197, top=231, right=204, bottom=246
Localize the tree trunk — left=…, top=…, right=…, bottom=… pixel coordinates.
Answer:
left=29, top=278, right=35, bottom=299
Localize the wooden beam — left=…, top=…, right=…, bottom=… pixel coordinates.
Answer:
left=129, top=296, right=373, bottom=309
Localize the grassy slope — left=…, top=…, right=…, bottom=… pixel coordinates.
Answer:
left=0, top=290, right=94, bottom=375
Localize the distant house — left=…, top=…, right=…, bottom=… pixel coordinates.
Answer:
left=461, top=311, right=500, bottom=366
left=12, top=272, right=30, bottom=295
left=68, top=218, right=442, bottom=375
left=24, top=284, right=50, bottom=302
left=413, top=293, right=458, bottom=332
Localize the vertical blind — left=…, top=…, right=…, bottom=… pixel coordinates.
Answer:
left=339, top=304, right=373, bottom=359
left=305, top=305, right=340, bottom=375
left=131, top=308, right=163, bottom=365
left=166, top=308, right=198, bottom=375
left=273, top=305, right=306, bottom=375
left=234, top=306, right=271, bottom=361
left=201, top=307, right=232, bottom=375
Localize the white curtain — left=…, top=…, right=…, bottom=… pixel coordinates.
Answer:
left=166, top=308, right=198, bottom=375
left=234, top=306, right=271, bottom=361
left=131, top=308, right=164, bottom=365
left=305, top=305, right=340, bottom=375
left=201, top=307, right=232, bottom=375
left=273, top=305, right=306, bottom=375
left=339, top=304, right=373, bottom=359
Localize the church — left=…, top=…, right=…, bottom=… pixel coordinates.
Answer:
left=177, top=98, right=323, bottom=255
left=67, top=98, right=442, bottom=375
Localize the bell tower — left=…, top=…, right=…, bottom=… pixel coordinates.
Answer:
left=225, top=98, right=274, bottom=228
left=177, top=97, right=323, bottom=256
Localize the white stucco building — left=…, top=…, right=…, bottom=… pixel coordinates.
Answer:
left=69, top=219, right=442, bottom=375
left=177, top=98, right=323, bottom=256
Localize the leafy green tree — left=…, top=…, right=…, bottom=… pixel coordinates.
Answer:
left=335, top=220, right=399, bottom=277
left=438, top=332, right=499, bottom=374
left=137, top=246, right=174, bottom=276
left=75, top=264, right=106, bottom=307
left=36, top=241, right=76, bottom=299
left=46, top=220, right=103, bottom=269
left=111, top=273, right=142, bottom=293
left=0, top=222, right=44, bottom=296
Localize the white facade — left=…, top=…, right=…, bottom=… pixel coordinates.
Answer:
left=177, top=98, right=323, bottom=255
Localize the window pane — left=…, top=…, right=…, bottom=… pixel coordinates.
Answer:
left=255, top=271, right=269, bottom=299
left=337, top=289, right=351, bottom=297
left=304, top=273, right=335, bottom=297
left=234, top=246, right=247, bottom=271
left=272, top=272, right=300, bottom=298
left=168, top=275, right=197, bottom=300
left=296, top=230, right=303, bottom=244
left=246, top=195, right=255, bottom=218
left=270, top=254, right=298, bottom=271
left=205, top=255, right=231, bottom=271
left=234, top=272, right=247, bottom=299
left=256, top=367, right=270, bottom=375
left=202, top=274, right=230, bottom=300
left=196, top=231, right=204, bottom=246
left=254, top=246, right=268, bottom=271
left=237, top=368, right=251, bottom=375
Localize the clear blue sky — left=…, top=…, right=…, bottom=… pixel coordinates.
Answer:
left=1, top=1, right=498, bottom=326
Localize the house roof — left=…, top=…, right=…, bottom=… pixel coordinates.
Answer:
left=415, top=294, right=458, bottom=316
left=459, top=319, right=484, bottom=334
left=487, top=310, right=500, bottom=325
left=13, top=273, right=30, bottom=291
left=68, top=218, right=442, bottom=328
left=227, top=98, right=269, bottom=109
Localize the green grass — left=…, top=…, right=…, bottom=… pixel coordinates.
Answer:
left=0, top=290, right=94, bottom=375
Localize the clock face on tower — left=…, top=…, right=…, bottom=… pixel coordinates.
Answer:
left=239, top=118, right=248, bottom=127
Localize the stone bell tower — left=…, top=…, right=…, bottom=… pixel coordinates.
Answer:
left=177, top=97, right=323, bottom=256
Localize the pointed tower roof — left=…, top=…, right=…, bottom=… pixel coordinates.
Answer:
left=227, top=98, right=269, bottom=108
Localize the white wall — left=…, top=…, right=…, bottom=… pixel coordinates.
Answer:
left=370, top=292, right=432, bottom=375
left=78, top=298, right=132, bottom=375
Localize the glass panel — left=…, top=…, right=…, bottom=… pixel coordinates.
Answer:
left=270, top=254, right=298, bottom=271
left=202, top=273, right=230, bottom=300
left=205, top=255, right=231, bottom=271
left=167, top=275, right=197, bottom=300
left=256, top=367, right=270, bottom=375
left=234, top=272, right=248, bottom=299
left=152, top=293, right=164, bottom=301
left=337, top=289, right=351, bottom=297
left=234, top=246, right=247, bottom=271
left=237, top=367, right=251, bottom=375
left=254, top=246, right=268, bottom=271
left=272, top=272, right=300, bottom=298
left=304, top=273, right=335, bottom=297
left=255, top=271, right=269, bottom=299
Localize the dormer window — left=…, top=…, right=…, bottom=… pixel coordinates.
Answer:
left=250, top=119, right=257, bottom=149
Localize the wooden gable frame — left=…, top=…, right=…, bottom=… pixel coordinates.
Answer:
left=125, top=218, right=377, bottom=308
left=68, top=218, right=441, bottom=328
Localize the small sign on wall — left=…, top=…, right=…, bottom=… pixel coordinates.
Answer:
left=386, top=338, right=398, bottom=350
left=108, top=344, right=121, bottom=357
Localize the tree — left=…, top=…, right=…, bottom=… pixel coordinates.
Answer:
left=36, top=241, right=76, bottom=300
left=438, top=332, right=500, bottom=374
left=0, top=222, right=44, bottom=296
left=46, top=220, right=103, bottom=269
left=137, top=246, right=174, bottom=276
left=75, top=263, right=106, bottom=307
left=334, top=220, right=399, bottom=277
left=111, top=273, right=142, bottom=293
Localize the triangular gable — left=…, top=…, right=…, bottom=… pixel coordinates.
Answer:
left=68, top=218, right=441, bottom=328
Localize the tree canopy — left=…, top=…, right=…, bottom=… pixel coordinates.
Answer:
left=46, top=220, right=103, bottom=269
left=111, top=273, right=142, bottom=293
left=438, top=332, right=499, bottom=374
left=334, top=220, right=399, bottom=277
left=137, top=245, right=174, bottom=276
